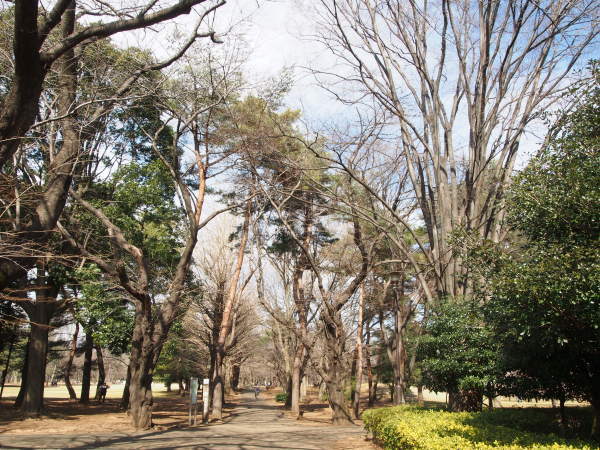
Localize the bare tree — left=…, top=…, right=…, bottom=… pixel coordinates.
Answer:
left=312, top=0, right=599, bottom=299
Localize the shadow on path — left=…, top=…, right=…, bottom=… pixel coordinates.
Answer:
left=0, top=391, right=367, bottom=449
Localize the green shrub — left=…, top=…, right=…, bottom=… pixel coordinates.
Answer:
left=275, top=393, right=288, bottom=403
left=362, top=406, right=596, bottom=449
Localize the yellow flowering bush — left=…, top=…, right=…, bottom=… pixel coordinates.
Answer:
left=362, top=406, right=596, bottom=449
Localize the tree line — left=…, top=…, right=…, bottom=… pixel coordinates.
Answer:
left=0, top=0, right=598, bottom=439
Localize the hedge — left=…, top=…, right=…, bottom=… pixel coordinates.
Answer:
left=362, top=406, right=596, bottom=449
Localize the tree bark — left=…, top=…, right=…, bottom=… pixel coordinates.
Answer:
left=94, top=345, right=106, bottom=400
left=127, top=303, right=155, bottom=429
left=365, top=322, right=378, bottom=407
left=352, top=283, right=365, bottom=419
left=284, top=375, right=293, bottom=408
left=231, top=364, right=240, bottom=392
left=14, top=338, right=29, bottom=408
left=290, top=345, right=303, bottom=418
left=322, top=314, right=353, bottom=425
left=64, top=323, right=79, bottom=400
left=325, top=375, right=353, bottom=425
left=21, top=278, right=60, bottom=416
left=120, top=364, right=131, bottom=410
left=79, top=332, right=94, bottom=404
left=21, top=312, right=50, bottom=416
left=448, top=389, right=483, bottom=412
left=211, top=350, right=225, bottom=419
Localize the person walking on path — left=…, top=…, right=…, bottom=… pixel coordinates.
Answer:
left=254, top=386, right=260, bottom=399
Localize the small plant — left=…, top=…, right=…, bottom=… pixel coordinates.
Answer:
left=275, top=393, right=288, bottom=403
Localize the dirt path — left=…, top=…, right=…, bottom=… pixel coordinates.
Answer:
left=0, top=391, right=375, bottom=449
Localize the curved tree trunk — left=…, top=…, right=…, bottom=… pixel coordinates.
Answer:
left=94, top=345, right=106, bottom=400
left=64, top=323, right=79, bottom=400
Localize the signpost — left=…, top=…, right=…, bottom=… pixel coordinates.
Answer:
left=202, top=378, right=210, bottom=423
left=189, top=377, right=198, bottom=425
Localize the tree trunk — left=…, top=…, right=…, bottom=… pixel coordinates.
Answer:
left=120, top=365, right=131, bottom=410
left=211, top=349, right=225, bottom=420
left=129, top=359, right=154, bottom=429
left=322, top=313, right=353, bottom=425
left=22, top=308, right=51, bottom=416
left=231, top=364, right=240, bottom=392
left=224, top=362, right=233, bottom=394
left=94, top=345, right=106, bottom=400
left=417, top=384, right=424, bottom=407
left=353, top=283, right=365, bottom=419
left=284, top=375, right=293, bottom=408
left=559, top=396, right=566, bottom=433
left=79, top=333, right=94, bottom=404
left=448, top=389, right=483, bottom=412
left=127, top=305, right=156, bottom=429
left=325, top=378, right=353, bottom=425
left=211, top=202, right=251, bottom=420
left=290, top=345, right=303, bottom=418
left=14, top=339, right=29, bottom=408
left=393, top=377, right=405, bottom=405
left=365, top=324, right=378, bottom=407
left=368, top=375, right=378, bottom=407
left=64, top=323, right=78, bottom=400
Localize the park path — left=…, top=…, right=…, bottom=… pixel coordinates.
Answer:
left=0, top=391, right=372, bottom=449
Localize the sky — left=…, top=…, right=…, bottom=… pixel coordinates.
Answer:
left=213, top=0, right=349, bottom=122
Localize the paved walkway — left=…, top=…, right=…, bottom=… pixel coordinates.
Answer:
left=0, top=393, right=370, bottom=449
